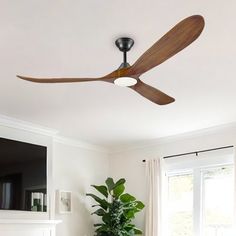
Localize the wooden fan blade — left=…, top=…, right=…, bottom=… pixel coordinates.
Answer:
left=130, top=79, right=175, bottom=105
left=17, top=75, right=104, bottom=83
left=17, top=68, right=131, bottom=84
left=128, top=15, right=205, bottom=76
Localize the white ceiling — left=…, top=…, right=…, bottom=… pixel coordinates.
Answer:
left=0, top=0, right=236, bottom=149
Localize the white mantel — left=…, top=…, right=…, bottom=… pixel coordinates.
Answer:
left=0, top=219, right=61, bottom=236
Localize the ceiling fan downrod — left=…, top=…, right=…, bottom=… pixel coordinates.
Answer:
left=115, top=37, right=134, bottom=69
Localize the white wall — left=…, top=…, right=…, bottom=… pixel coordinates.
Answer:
left=109, top=124, right=236, bottom=232
left=53, top=140, right=109, bottom=236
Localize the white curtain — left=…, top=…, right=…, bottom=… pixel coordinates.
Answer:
left=145, top=159, right=162, bottom=236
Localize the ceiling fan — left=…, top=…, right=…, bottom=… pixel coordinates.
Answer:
left=17, top=15, right=205, bottom=105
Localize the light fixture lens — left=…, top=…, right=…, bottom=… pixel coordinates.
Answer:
left=114, top=77, right=137, bottom=87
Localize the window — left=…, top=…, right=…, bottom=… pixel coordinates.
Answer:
left=164, top=148, right=234, bottom=236
left=202, top=166, right=234, bottom=236
left=168, top=172, right=193, bottom=236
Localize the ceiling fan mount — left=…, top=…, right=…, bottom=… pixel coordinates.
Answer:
left=115, top=37, right=134, bottom=69
left=17, top=15, right=205, bottom=105
left=115, top=37, right=134, bottom=52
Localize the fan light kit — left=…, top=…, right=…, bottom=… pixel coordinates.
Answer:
left=17, top=15, right=205, bottom=105
left=114, top=77, right=137, bottom=87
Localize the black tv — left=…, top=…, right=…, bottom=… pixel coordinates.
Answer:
left=0, top=137, right=47, bottom=211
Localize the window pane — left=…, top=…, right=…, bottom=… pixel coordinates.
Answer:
left=168, top=173, right=193, bottom=236
left=203, top=166, right=234, bottom=236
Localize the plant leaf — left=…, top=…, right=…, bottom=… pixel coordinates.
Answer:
left=124, top=225, right=134, bottom=231
left=135, top=201, right=145, bottom=210
left=95, top=224, right=109, bottom=233
left=93, top=224, right=103, bottom=227
left=86, top=193, right=109, bottom=210
left=91, top=185, right=108, bottom=198
left=92, top=208, right=106, bottom=216
left=105, top=177, right=115, bottom=192
left=102, top=214, right=111, bottom=224
left=113, top=184, right=125, bottom=198
left=105, top=178, right=126, bottom=193
left=120, top=193, right=136, bottom=203
left=113, top=178, right=126, bottom=189
left=133, top=228, right=142, bottom=235
left=124, top=210, right=135, bottom=219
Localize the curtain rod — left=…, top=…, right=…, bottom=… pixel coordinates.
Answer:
left=142, top=145, right=234, bottom=162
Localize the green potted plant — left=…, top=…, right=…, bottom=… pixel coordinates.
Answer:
left=86, top=177, right=145, bottom=235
